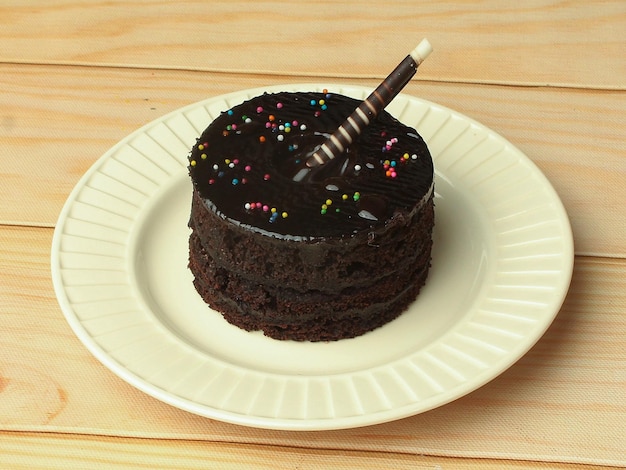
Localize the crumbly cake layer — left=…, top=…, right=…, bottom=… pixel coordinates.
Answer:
left=188, top=190, right=434, bottom=341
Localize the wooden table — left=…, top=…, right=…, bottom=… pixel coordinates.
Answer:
left=1, top=1, right=624, bottom=468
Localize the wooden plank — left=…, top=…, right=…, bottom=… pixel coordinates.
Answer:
left=0, top=0, right=624, bottom=89
left=0, top=225, right=624, bottom=466
left=0, top=432, right=612, bottom=470
left=1, top=64, right=624, bottom=256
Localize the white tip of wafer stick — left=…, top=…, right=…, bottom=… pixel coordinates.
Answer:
left=410, top=39, right=433, bottom=65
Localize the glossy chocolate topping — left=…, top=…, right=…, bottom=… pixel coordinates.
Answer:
left=188, top=91, right=433, bottom=240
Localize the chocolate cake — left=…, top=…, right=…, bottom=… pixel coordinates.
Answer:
left=188, top=90, right=434, bottom=341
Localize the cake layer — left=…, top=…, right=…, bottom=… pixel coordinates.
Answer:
left=189, top=230, right=432, bottom=342
left=189, top=190, right=434, bottom=292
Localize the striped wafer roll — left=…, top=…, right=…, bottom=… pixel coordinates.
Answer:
left=307, top=39, right=433, bottom=168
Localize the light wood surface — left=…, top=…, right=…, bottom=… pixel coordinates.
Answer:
left=1, top=1, right=624, bottom=468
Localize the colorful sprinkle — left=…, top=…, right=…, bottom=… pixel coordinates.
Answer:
left=190, top=160, right=196, bottom=166
left=259, top=136, right=266, bottom=143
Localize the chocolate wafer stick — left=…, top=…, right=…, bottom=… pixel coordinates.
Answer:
left=307, top=39, right=432, bottom=168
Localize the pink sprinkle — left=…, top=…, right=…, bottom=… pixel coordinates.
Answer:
left=256, top=106, right=263, bottom=113
left=231, top=124, right=237, bottom=130
left=208, top=179, right=215, bottom=185
left=292, top=120, right=298, bottom=126
left=265, top=122, right=271, bottom=128
left=264, top=173, right=271, bottom=181
left=233, top=158, right=239, bottom=164
left=262, top=205, right=269, bottom=212
left=244, top=165, right=252, bottom=172
left=241, top=178, right=247, bottom=184
left=277, top=102, right=283, bottom=109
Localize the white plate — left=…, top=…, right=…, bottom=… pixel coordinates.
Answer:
left=51, top=84, right=573, bottom=430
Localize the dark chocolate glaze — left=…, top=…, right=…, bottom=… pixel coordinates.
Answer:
left=188, top=91, right=433, bottom=240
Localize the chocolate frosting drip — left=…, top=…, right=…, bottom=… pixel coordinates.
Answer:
left=188, top=91, right=433, bottom=240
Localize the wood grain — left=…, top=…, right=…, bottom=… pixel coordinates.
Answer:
left=1, top=225, right=624, bottom=466
left=0, top=431, right=611, bottom=470
left=1, top=64, right=624, bottom=256
left=1, top=0, right=624, bottom=89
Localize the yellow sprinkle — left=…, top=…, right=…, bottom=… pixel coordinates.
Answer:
left=325, top=199, right=332, bottom=206
left=321, top=204, right=328, bottom=210
left=319, top=99, right=325, bottom=105
left=201, top=153, right=207, bottom=159
left=198, top=144, right=204, bottom=150
left=225, top=159, right=231, bottom=164
left=282, top=212, right=288, bottom=218
left=342, top=194, right=348, bottom=200
left=190, top=160, right=197, bottom=166
left=271, top=207, right=277, bottom=213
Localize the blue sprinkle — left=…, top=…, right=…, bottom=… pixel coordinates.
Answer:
left=232, top=178, right=239, bottom=185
